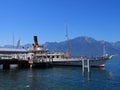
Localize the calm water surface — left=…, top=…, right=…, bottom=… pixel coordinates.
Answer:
left=0, top=56, right=120, bottom=90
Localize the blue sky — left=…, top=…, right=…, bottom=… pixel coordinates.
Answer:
left=0, top=0, right=120, bottom=45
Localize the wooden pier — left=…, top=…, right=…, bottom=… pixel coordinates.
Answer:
left=0, top=59, right=53, bottom=70
left=0, top=59, right=30, bottom=70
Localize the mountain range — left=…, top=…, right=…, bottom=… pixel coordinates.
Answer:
left=44, top=36, right=120, bottom=57
left=0, top=36, right=120, bottom=57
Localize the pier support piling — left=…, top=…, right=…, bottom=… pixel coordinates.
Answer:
left=3, top=63, right=10, bottom=70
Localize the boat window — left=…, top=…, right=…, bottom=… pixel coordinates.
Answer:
left=52, top=56, right=54, bottom=58
left=47, top=56, right=50, bottom=58
left=57, top=56, right=59, bottom=58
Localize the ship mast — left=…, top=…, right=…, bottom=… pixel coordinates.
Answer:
left=102, top=41, right=106, bottom=56
left=13, top=33, right=15, bottom=48
left=65, top=24, right=71, bottom=58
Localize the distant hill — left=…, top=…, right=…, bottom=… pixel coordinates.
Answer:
left=0, top=36, right=120, bottom=57
left=0, top=44, right=32, bottom=49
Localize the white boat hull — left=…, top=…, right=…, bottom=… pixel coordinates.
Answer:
left=52, top=56, right=111, bottom=68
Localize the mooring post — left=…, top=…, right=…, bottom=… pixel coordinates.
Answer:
left=82, top=58, right=91, bottom=80
left=82, top=58, right=85, bottom=72
left=82, top=58, right=90, bottom=73
left=87, top=59, right=90, bottom=73
left=29, top=60, right=33, bottom=68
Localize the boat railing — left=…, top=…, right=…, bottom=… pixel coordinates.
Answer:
left=33, top=57, right=53, bottom=63
left=52, top=56, right=109, bottom=62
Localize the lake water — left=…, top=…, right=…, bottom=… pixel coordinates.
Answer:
left=0, top=56, right=120, bottom=90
